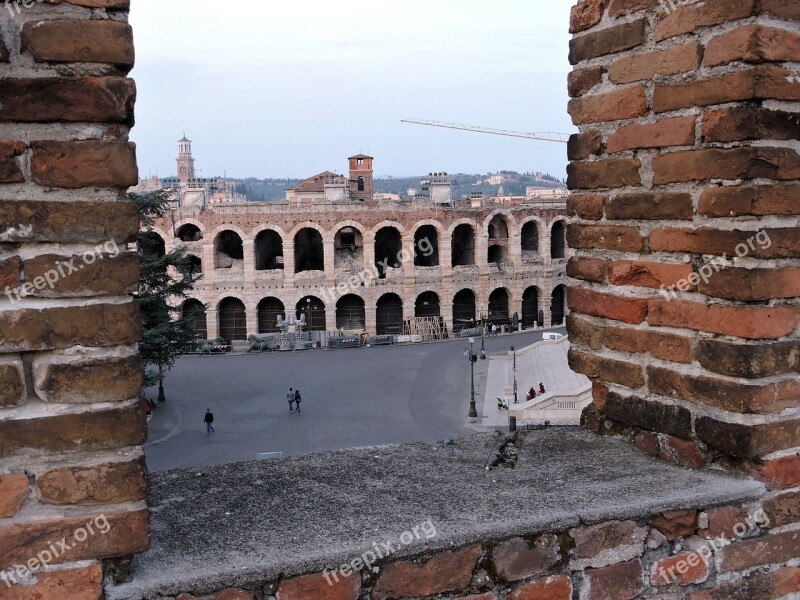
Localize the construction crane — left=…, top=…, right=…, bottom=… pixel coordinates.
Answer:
left=401, top=118, right=570, bottom=144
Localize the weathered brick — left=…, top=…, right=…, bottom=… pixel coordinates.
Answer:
left=608, top=260, right=694, bottom=289
left=718, top=529, right=800, bottom=572
left=653, top=147, right=800, bottom=185
left=0, top=141, right=26, bottom=184
left=699, top=267, right=800, bottom=301
left=31, top=141, right=138, bottom=189
left=649, top=227, right=798, bottom=259
left=652, top=551, right=709, bottom=586
left=656, top=0, right=757, bottom=41
left=568, top=66, right=605, bottom=98
left=659, top=436, right=705, bottom=470
left=608, top=0, right=660, bottom=16
left=570, top=520, right=642, bottom=560
left=567, top=287, right=648, bottom=325
left=0, top=199, right=139, bottom=244
left=0, top=509, right=150, bottom=570
left=608, top=117, right=695, bottom=154
left=177, top=589, right=253, bottom=600
left=762, top=492, right=800, bottom=529
left=570, top=0, right=607, bottom=33
left=569, top=349, right=645, bottom=388
left=695, top=417, right=800, bottom=458
left=0, top=78, right=135, bottom=124
left=1, top=563, right=103, bottom=600
left=276, top=570, right=360, bottom=600
left=32, top=354, right=143, bottom=405
left=703, top=106, right=800, bottom=143
left=37, top=453, right=148, bottom=505
left=605, top=192, right=693, bottom=220
left=569, top=87, right=648, bottom=125
left=698, top=505, right=750, bottom=540
left=609, top=42, right=702, bottom=84
left=648, top=365, right=799, bottom=415
left=705, top=24, right=800, bottom=67
left=371, top=544, right=480, bottom=600
left=568, top=131, right=605, bottom=161
left=0, top=360, right=26, bottom=408
left=0, top=474, right=29, bottom=518
left=753, top=455, right=800, bottom=490
left=567, top=159, right=642, bottom=189
left=592, top=383, right=609, bottom=412
left=22, top=20, right=134, bottom=67
left=22, top=252, right=139, bottom=298
left=567, top=224, right=645, bottom=252
left=0, top=39, right=8, bottom=62
left=653, top=65, right=800, bottom=113
left=455, top=594, right=497, bottom=600
left=567, top=194, right=606, bottom=220
left=647, top=299, right=800, bottom=340
left=635, top=431, right=659, bottom=456
left=604, top=392, right=692, bottom=438
left=570, top=19, right=647, bottom=63
left=510, top=575, right=572, bottom=600
left=699, top=184, right=800, bottom=217
left=760, top=0, right=800, bottom=19
left=584, top=559, right=644, bottom=600
left=0, top=402, right=147, bottom=457
left=689, top=567, right=800, bottom=600
left=0, top=255, right=21, bottom=291
left=567, top=256, right=607, bottom=283
left=650, top=509, right=697, bottom=541
left=493, top=534, right=561, bottom=582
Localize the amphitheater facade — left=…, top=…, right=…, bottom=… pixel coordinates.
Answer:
left=150, top=198, right=569, bottom=341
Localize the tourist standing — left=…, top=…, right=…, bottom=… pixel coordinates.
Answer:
left=287, top=387, right=295, bottom=412
left=294, top=389, right=302, bottom=413
left=204, top=409, right=215, bottom=434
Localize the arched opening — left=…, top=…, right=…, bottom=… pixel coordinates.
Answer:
left=376, top=293, right=403, bottom=335
left=214, top=230, right=244, bottom=269
left=185, top=254, right=202, bottom=275
left=551, top=285, right=566, bottom=326
left=374, top=226, right=402, bottom=278
left=294, top=228, right=324, bottom=273
left=452, top=289, right=476, bottom=334
left=176, top=223, right=203, bottom=242
left=218, top=297, right=247, bottom=341
left=357, top=176, right=365, bottom=192
left=522, top=221, right=540, bottom=261
left=488, top=244, right=508, bottom=265
left=488, top=215, right=509, bottom=240
left=182, top=299, right=207, bottom=340
left=415, top=291, right=441, bottom=318
left=296, top=296, right=326, bottom=332
left=140, top=232, right=166, bottom=258
left=334, top=226, right=364, bottom=273
left=451, top=224, right=476, bottom=267
left=414, top=225, right=439, bottom=267
left=488, top=288, right=510, bottom=321
left=522, top=286, right=540, bottom=328
left=551, top=221, right=566, bottom=259
left=257, top=297, right=285, bottom=333
left=255, top=230, right=284, bottom=271
left=336, top=294, right=366, bottom=331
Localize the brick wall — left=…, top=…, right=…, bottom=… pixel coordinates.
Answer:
left=0, top=1, right=149, bottom=598
left=566, top=0, right=800, bottom=484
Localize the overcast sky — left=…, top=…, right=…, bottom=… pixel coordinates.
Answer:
left=130, top=1, right=574, bottom=180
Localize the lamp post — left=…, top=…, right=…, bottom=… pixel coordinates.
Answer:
left=511, top=346, right=518, bottom=404
left=465, top=337, right=478, bottom=421
left=479, top=304, right=486, bottom=360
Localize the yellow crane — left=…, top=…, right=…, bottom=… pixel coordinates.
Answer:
left=401, top=118, right=570, bottom=144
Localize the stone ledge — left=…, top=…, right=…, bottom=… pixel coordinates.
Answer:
left=108, top=429, right=764, bottom=600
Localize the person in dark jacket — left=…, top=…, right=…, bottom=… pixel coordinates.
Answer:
left=539, top=383, right=546, bottom=394
left=287, top=388, right=295, bottom=412
left=204, top=409, right=215, bottom=434
left=294, top=389, right=302, bottom=413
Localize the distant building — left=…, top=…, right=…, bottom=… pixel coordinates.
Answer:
left=284, top=154, right=375, bottom=206
left=526, top=187, right=570, bottom=200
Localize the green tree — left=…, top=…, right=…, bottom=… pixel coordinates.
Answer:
left=131, top=189, right=201, bottom=401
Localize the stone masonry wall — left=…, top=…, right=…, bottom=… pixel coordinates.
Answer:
left=0, top=1, right=149, bottom=599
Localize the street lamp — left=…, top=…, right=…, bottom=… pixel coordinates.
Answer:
left=465, top=337, right=478, bottom=420
left=479, top=304, right=486, bottom=360
left=511, top=346, right=518, bottom=404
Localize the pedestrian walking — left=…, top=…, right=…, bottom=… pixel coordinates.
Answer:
left=287, top=387, right=295, bottom=412
left=491, top=323, right=498, bottom=337
left=204, top=409, right=215, bottom=434
left=294, top=389, right=302, bottom=413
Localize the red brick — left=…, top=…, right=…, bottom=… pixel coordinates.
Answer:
left=762, top=492, right=800, bottom=529
left=569, top=349, right=645, bottom=388
left=754, top=455, right=800, bottom=490
left=567, top=194, right=606, bottom=220
left=584, top=559, right=644, bottom=600
left=647, top=299, right=800, bottom=340
left=570, top=0, right=607, bottom=33
left=592, top=382, right=609, bottom=411
left=510, top=575, right=572, bottom=600
left=608, top=260, right=694, bottom=290
left=605, top=192, right=693, bottom=220
left=568, top=224, right=645, bottom=252
left=689, top=567, right=800, bottom=600
left=493, top=534, right=561, bottom=582
left=0, top=140, right=26, bottom=183
left=695, top=338, right=800, bottom=379
left=696, top=417, right=800, bottom=458
left=608, top=0, right=659, bottom=15
left=652, top=551, right=710, bottom=586
left=276, top=570, right=360, bottom=600
left=650, top=510, right=697, bottom=541
left=568, top=66, right=605, bottom=98
left=703, top=106, right=799, bottom=144
left=567, top=159, right=642, bottom=189
left=653, top=147, right=800, bottom=185
left=605, top=393, right=692, bottom=438
left=699, top=505, right=751, bottom=540
left=718, top=529, right=800, bottom=572
left=2, top=563, right=103, bottom=600
left=635, top=432, right=659, bottom=456
left=0, top=360, right=26, bottom=408
left=568, top=131, right=605, bottom=161
left=31, top=141, right=138, bottom=189
left=21, top=252, right=139, bottom=299
left=609, top=43, right=702, bottom=84
left=705, top=24, right=800, bottom=67
left=656, top=0, right=758, bottom=41
left=570, top=19, right=647, bottom=63
left=567, top=256, right=607, bottom=283
left=570, top=520, right=642, bottom=560
left=649, top=227, right=798, bottom=259
left=0, top=509, right=150, bottom=570
left=371, top=544, right=480, bottom=600
left=0, top=474, right=29, bottom=518
left=0, top=255, right=21, bottom=291
left=699, top=267, right=800, bottom=301
left=22, top=20, right=134, bottom=67
left=33, top=354, right=144, bottom=404
left=699, top=185, right=800, bottom=217
left=568, top=287, right=648, bottom=325
left=37, top=454, right=148, bottom=505
left=177, top=589, right=254, bottom=600
left=659, top=436, right=705, bottom=470
left=607, top=116, right=695, bottom=153
left=455, top=594, right=497, bottom=600
left=569, top=87, right=648, bottom=125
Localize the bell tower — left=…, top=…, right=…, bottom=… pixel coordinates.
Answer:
left=177, top=135, right=196, bottom=183
left=348, top=154, right=374, bottom=202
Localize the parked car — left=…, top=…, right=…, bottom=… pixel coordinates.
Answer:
left=542, top=332, right=564, bottom=341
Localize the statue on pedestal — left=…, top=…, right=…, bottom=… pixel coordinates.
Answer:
left=277, top=313, right=307, bottom=351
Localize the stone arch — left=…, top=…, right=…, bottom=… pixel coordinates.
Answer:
left=217, top=296, right=247, bottom=341
left=333, top=221, right=366, bottom=274
left=369, top=220, right=407, bottom=236
left=376, top=293, right=403, bottom=335
left=450, top=220, right=478, bottom=267
left=488, top=287, right=511, bottom=321
left=257, top=297, right=285, bottom=333
left=254, top=229, right=284, bottom=271
left=415, top=291, right=441, bottom=318
left=522, top=285, right=542, bottom=328
left=213, top=229, right=245, bottom=269
left=412, top=220, right=444, bottom=267
left=483, top=210, right=517, bottom=240
left=452, top=288, right=477, bottom=333
left=336, top=294, right=366, bottom=331
left=296, top=296, right=327, bottom=332
left=294, top=227, right=325, bottom=273
left=550, top=219, right=567, bottom=260
left=551, top=284, right=567, bottom=326
left=182, top=299, right=207, bottom=340
left=175, top=221, right=205, bottom=242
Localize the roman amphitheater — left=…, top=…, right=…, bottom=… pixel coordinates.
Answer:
left=149, top=152, right=570, bottom=341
